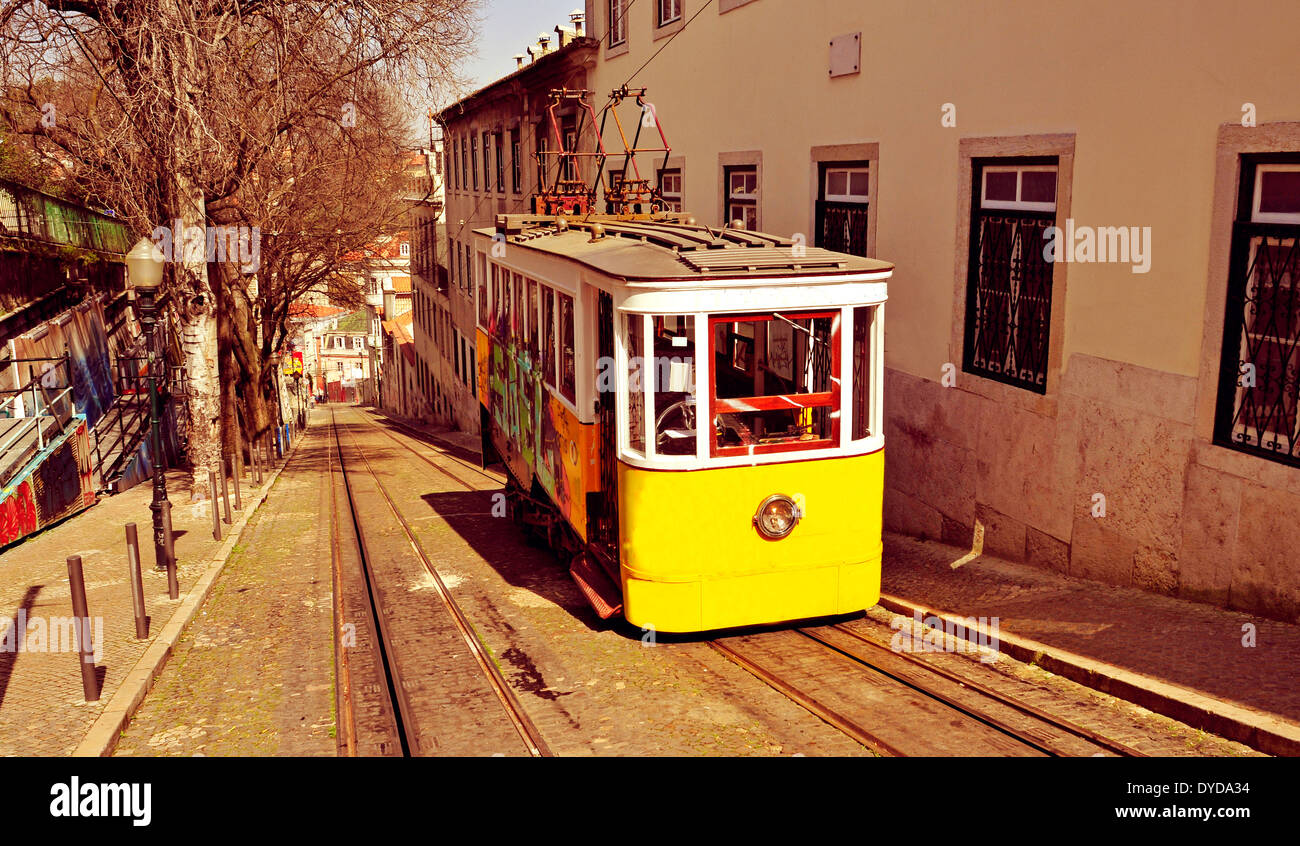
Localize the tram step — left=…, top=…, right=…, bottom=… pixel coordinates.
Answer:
left=569, top=551, right=624, bottom=620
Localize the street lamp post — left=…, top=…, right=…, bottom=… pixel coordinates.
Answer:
left=126, top=237, right=173, bottom=573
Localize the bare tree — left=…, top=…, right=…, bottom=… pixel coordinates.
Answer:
left=0, top=0, right=476, bottom=496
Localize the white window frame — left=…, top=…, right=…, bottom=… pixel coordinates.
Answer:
left=658, top=0, right=682, bottom=27
left=824, top=166, right=870, bottom=203
left=609, top=0, right=627, bottom=46
left=658, top=168, right=683, bottom=211
left=980, top=164, right=1058, bottom=213
left=1251, top=163, right=1300, bottom=224
left=400, top=242, right=410, bottom=257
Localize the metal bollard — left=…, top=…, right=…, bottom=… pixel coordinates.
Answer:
left=220, top=457, right=232, bottom=524
left=231, top=455, right=242, bottom=510
left=125, top=524, right=148, bottom=639
left=209, top=469, right=222, bottom=541
left=158, top=499, right=176, bottom=574
left=252, top=439, right=261, bottom=485
left=164, top=500, right=179, bottom=600
left=65, top=555, right=100, bottom=702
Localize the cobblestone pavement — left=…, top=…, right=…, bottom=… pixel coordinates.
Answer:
left=342, top=406, right=867, bottom=756
left=114, top=420, right=335, bottom=756
left=0, top=448, right=276, bottom=756
left=881, top=532, right=1300, bottom=726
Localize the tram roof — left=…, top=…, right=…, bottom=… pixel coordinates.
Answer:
left=474, top=214, right=894, bottom=283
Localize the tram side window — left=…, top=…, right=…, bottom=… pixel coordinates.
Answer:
left=709, top=311, right=838, bottom=455
left=527, top=279, right=539, bottom=360
left=543, top=286, right=557, bottom=387
left=513, top=272, right=524, bottom=339
left=626, top=314, right=645, bottom=456
left=651, top=315, right=696, bottom=457
left=558, top=291, right=576, bottom=403
left=853, top=305, right=875, bottom=440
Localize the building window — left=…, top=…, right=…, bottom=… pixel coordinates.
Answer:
left=658, top=167, right=682, bottom=212
left=510, top=129, right=522, bottom=193
left=609, top=0, right=627, bottom=46
left=816, top=161, right=869, bottom=257
left=724, top=165, right=758, bottom=230
left=452, top=141, right=459, bottom=191
left=482, top=131, right=492, bottom=193
left=1215, top=155, right=1300, bottom=466
left=353, top=336, right=364, bottom=350
left=470, top=135, right=479, bottom=191
left=461, top=136, right=468, bottom=189
left=400, top=242, right=409, bottom=257
left=962, top=158, right=1059, bottom=393
left=658, top=0, right=682, bottom=26
left=536, top=126, right=550, bottom=191
left=495, top=132, right=505, bottom=193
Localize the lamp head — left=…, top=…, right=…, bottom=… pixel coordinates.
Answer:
left=126, top=237, right=165, bottom=290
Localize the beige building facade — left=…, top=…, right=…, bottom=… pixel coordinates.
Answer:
left=574, top=0, right=1300, bottom=622
left=437, top=23, right=600, bottom=437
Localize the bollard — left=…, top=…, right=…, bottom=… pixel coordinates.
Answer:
left=158, top=499, right=176, bottom=574
left=252, top=439, right=261, bottom=485
left=220, top=457, right=232, bottom=524
left=125, top=524, right=148, bottom=639
left=275, top=427, right=284, bottom=459
left=66, top=555, right=100, bottom=702
left=209, top=469, right=222, bottom=541
left=164, top=500, right=179, bottom=600
left=231, top=455, right=242, bottom=510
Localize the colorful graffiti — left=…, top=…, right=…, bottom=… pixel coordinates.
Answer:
left=0, top=418, right=94, bottom=548
left=480, top=328, right=596, bottom=540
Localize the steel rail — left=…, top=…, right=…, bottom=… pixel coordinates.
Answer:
left=818, top=623, right=1147, bottom=758
left=331, top=410, right=413, bottom=756
left=326, top=412, right=359, bottom=756
left=337, top=409, right=551, bottom=757
left=708, top=639, right=903, bottom=757
left=356, top=410, right=502, bottom=491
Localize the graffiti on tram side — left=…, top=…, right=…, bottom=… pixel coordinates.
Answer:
left=0, top=479, right=39, bottom=546
left=480, top=329, right=595, bottom=538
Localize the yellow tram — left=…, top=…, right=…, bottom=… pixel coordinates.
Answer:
left=475, top=214, right=892, bottom=633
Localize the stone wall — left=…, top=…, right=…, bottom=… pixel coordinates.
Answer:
left=883, top=354, right=1299, bottom=623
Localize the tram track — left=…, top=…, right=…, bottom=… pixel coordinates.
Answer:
left=328, top=406, right=550, bottom=757
left=711, top=621, right=1147, bottom=757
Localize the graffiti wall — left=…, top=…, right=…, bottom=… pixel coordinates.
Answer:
left=0, top=418, right=94, bottom=547
left=10, top=299, right=115, bottom=428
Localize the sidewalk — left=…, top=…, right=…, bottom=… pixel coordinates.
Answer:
left=0, top=426, right=296, bottom=755
left=881, top=531, right=1300, bottom=756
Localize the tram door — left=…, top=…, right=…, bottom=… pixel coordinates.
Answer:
left=591, top=291, right=619, bottom=558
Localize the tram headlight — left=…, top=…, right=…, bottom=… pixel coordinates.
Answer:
left=754, top=494, right=799, bottom=539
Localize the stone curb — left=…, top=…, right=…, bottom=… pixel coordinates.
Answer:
left=71, top=431, right=308, bottom=757
left=877, top=592, right=1300, bottom=757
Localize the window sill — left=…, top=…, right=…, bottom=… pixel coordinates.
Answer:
left=653, top=18, right=684, bottom=41
left=606, top=40, right=629, bottom=59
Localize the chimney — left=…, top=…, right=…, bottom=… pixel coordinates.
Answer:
left=383, top=288, right=395, bottom=320
left=538, top=33, right=550, bottom=54
left=514, top=53, right=527, bottom=69
left=554, top=25, right=570, bottom=48
left=570, top=9, right=585, bottom=35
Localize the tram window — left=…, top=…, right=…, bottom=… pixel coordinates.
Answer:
left=559, top=291, right=576, bottom=403
left=523, top=277, right=534, bottom=352
left=513, top=272, right=524, bottom=338
left=527, top=279, right=539, bottom=359
left=853, top=306, right=874, bottom=440
left=709, top=311, right=838, bottom=455
left=651, top=315, right=696, bottom=457
left=543, top=287, right=557, bottom=387
left=626, top=314, right=645, bottom=456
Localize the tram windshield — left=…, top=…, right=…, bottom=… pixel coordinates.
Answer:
left=710, top=311, right=838, bottom=456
